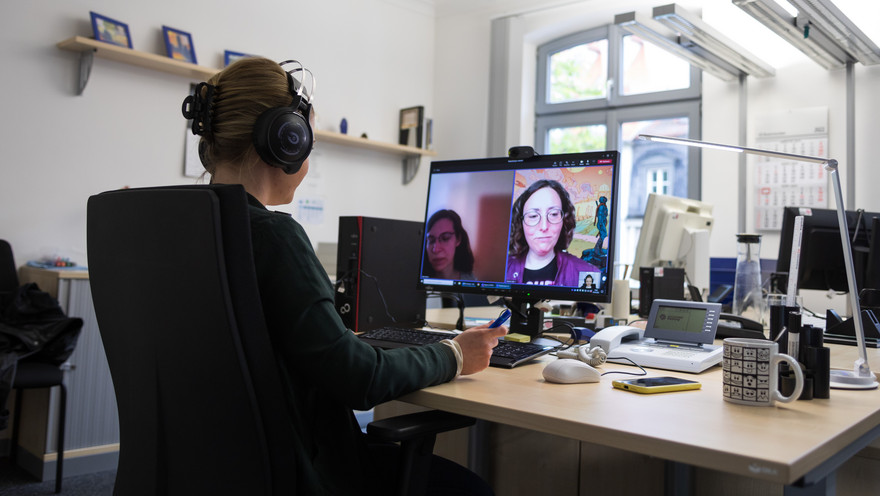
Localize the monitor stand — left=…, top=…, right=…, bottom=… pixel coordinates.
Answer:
left=506, top=297, right=544, bottom=337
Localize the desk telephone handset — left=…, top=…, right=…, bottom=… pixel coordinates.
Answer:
left=590, top=326, right=644, bottom=354
left=715, top=313, right=764, bottom=339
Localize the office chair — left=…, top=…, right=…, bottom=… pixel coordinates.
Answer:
left=1, top=239, right=68, bottom=494
left=0, top=240, right=17, bottom=294
left=86, top=185, right=474, bottom=496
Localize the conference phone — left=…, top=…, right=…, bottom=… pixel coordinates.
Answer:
left=590, top=299, right=724, bottom=373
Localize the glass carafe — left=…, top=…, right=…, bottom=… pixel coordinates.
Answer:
left=732, top=234, right=763, bottom=323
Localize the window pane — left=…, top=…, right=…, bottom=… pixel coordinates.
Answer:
left=548, top=40, right=608, bottom=104
left=621, top=34, right=691, bottom=96
left=548, top=125, right=607, bottom=154
left=618, top=118, right=690, bottom=269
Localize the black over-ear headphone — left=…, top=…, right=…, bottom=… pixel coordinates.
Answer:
left=252, top=61, right=314, bottom=175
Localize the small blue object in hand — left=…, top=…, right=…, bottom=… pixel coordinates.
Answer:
left=340, top=118, right=348, bottom=134
left=489, top=309, right=511, bottom=328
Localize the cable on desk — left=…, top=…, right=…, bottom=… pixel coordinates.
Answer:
left=537, top=322, right=579, bottom=351
left=338, top=268, right=419, bottom=326
left=801, top=305, right=825, bottom=320
left=599, top=357, right=647, bottom=377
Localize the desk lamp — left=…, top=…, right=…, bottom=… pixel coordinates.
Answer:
left=638, top=134, right=878, bottom=390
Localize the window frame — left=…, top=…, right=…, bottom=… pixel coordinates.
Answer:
left=536, top=26, right=702, bottom=116
left=536, top=26, right=613, bottom=116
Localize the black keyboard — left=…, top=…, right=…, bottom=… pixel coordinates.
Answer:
left=358, top=327, right=552, bottom=368
left=358, top=327, right=452, bottom=348
left=488, top=341, right=553, bottom=368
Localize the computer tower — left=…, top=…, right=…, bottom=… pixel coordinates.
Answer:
left=335, top=216, right=427, bottom=332
left=638, top=267, right=685, bottom=317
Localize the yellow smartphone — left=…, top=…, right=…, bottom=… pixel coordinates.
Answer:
left=612, top=376, right=701, bottom=394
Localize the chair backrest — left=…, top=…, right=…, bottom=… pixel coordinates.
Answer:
left=87, top=185, right=297, bottom=495
left=0, top=239, right=19, bottom=294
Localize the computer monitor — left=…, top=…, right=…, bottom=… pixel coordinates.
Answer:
left=776, top=206, right=880, bottom=293
left=418, top=150, right=620, bottom=336
left=865, top=217, right=880, bottom=294
left=630, top=193, right=714, bottom=292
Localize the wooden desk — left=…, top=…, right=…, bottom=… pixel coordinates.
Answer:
left=395, top=309, right=880, bottom=495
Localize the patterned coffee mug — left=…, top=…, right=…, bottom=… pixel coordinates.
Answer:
left=722, top=337, right=803, bottom=406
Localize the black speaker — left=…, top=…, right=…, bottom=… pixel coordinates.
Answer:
left=638, top=267, right=685, bottom=317
left=335, top=216, right=427, bottom=332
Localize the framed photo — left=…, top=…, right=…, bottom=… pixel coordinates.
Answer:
left=162, top=26, right=197, bottom=64
left=399, top=106, right=424, bottom=148
left=90, top=12, right=132, bottom=49
left=224, top=50, right=251, bottom=67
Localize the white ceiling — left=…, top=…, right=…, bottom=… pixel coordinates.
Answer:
left=430, top=0, right=878, bottom=44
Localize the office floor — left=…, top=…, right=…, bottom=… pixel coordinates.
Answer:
left=0, top=410, right=375, bottom=495
left=0, top=457, right=114, bottom=496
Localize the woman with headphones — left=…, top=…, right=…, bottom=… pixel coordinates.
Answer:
left=182, top=57, right=500, bottom=495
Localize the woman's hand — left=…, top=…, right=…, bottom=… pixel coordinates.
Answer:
left=453, top=324, right=509, bottom=375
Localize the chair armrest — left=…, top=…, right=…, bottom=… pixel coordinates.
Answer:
left=366, top=409, right=475, bottom=443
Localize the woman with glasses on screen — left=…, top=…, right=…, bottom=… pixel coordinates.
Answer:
left=424, top=209, right=476, bottom=280
left=506, top=179, right=599, bottom=286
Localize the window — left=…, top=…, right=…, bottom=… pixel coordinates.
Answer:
left=647, top=168, right=670, bottom=195
left=547, top=39, right=608, bottom=104
left=548, top=124, right=606, bottom=154
left=536, top=26, right=702, bottom=277
left=620, top=34, right=691, bottom=96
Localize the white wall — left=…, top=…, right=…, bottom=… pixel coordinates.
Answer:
left=0, top=0, right=436, bottom=264
left=4, top=0, right=879, bottom=271
left=434, top=0, right=880, bottom=264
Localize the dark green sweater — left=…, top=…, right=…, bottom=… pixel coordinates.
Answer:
left=246, top=195, right=457, bottom=494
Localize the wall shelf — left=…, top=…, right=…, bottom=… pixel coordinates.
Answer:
left=315, top=129, right=434, bottom=157
left=57, top=36, right=216, bottom=88
left=57, top=36, right=435, bottom=183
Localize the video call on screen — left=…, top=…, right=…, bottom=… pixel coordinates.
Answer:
left=420, top=152, right=617, bottom=295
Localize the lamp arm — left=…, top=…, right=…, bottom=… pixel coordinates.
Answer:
left=828, top=166, right=873, bottom=377
left=638, top=133, right=876, bottom=386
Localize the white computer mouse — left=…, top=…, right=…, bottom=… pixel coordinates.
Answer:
left=542, top=359, right=601, bottom=384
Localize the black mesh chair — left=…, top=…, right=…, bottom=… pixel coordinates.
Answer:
left=86, top=185, right=473, bottom=495
left=2, top=240, right=69, bottom=494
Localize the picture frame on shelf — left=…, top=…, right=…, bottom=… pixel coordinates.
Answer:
left=162, top=26, right=197, bottom=64
left=224, top=50, right=251, bottom=67
left=399, top=106, right=424, bottom=148
left=90, top=12, right=132, bottom=49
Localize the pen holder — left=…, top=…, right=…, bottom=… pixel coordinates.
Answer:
left=781, top=367, right=813, bottom=400
left=768, top=303, right=800, bottom=350
left=806, top=346, right=831, bottom=399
